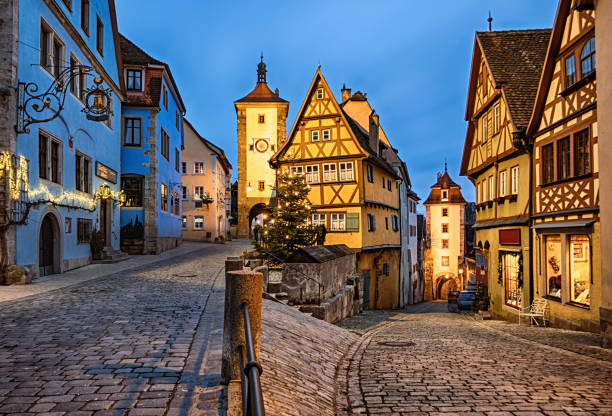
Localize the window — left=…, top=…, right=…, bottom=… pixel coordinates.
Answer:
left=442, top=190, right=448, bottom=201
left=387, top=178, right=391, bottom=191
left=382, top=263, right=390, bottom=276
left=258, top=181, right=265, bottom=191
left=488, top=176, right=494, bottom=201
left=176, top=110, right=180, bottom=131
left=385, top=217, right=389, bottom=230
left=96, top=16, right=103, bottom=56
left=126, top=69, right=142, bottom=90
left=161, top=183, right=168, bottom=212
left=498, top=171, right=507, bottom=197
left=322, top=129, right=331, bottom=141
left=65, top=217, right=72, bottom=233
left=330, top=213, right=345, bottom=231
left=542, top=143, right=554, bottom=184
left=61, top=0, right=72, bottom=11
left=442, top=239, right=449, bottom=249
left=162, top=85, right=168, bottom=110
left=545, top=235, right=562, bottom=298
left=40, top=23, right=51, bottom=71
left=181, top=186, right=188, bottom=200
left=442, top=208, right=448, bottom=217
left=557, top=137, right=570, bottom=180
left=322, top=163, right=337, bottom=182
left=502, top=252, right=521, bottom=308
left=38, top=132, right=62, bottom=184
left=161, top=129, right=169, bottom=160
left=74, top=152, right=91, bottom=193
left=442, top=256, right=449, bottom=266
left=382, top=177, right=385, bottom=188
left=569, top=235, right=590, bottom=305
left=181, top=161, right=187, bottom=174
left=174, top=192, right=180, bottom=215
left=493, top=103, right=501, bottom=134
left=339, top=162, right=354, bottom=181
left=565, top=55, right=576, bottom=87
left=81, top=0, right=89, bottom=35
left=392, top=215, right=399, bottom=231
left=312, top=213, right=326, bottom=227
left=291, top=166, right=304, bottom=176
left=175, top=148, right=180, bottom=172
left=511, top=166, right=519, bottom=195
left=258, top=114, right=265, bottom=123
left=121, top=175, right=143, bottom=207
left=311, top=130, right=320, bottom=142
left=40, top=22, right=65, bottom=78
left=194, top=186, right=204, bottom=200
left=194, top=216, right=204, bottom=230
left=442, top=223, right=448, bottom=233
left=367, top=214, right=376, bottom=231
left=123, top=117, right=142, bottom=146
left=482, top=117, right=488, bottom=143
left=580, top=37, right=595, bottom=78
left=367, top=165, right=374, bottom=182
left=194, top=161, right=204, bottom=174
left=77, top=218, right=92, bottom=244
left=316, top=88, right=324, bottom=99
left=305, top=165, right=319, bottom=184
left=181, top=216, right=187, bottom=229
left=574, top=129, right=590, bottom=176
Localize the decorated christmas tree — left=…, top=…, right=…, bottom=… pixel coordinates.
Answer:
left=253, top=171, right=325, bottom=262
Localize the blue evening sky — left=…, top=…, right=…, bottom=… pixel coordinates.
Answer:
left=116, top=0, right=558, bottom=211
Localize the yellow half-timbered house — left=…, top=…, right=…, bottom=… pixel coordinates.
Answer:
left=527, top=0, right=600, bottom=332
left=461, top=29, right=551, bottom=321
left=270, top=68, right=402, bottom=309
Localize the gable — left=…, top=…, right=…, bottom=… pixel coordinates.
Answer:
left=274, top=70, right=368, bottom=162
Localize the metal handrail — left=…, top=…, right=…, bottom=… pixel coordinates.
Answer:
left=240, top=303, right=265, bottom=416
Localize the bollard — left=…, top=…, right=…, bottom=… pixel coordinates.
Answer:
left=222, top=257, right=245, bottom=384
left=252, top=265, right=269, bottom=294
left=221, top=269, right=263, bottom=384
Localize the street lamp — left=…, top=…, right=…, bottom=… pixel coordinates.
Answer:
left=246, top=181, right=253, bottom=192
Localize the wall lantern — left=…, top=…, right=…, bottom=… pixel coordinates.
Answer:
left=511, top=128, right=528, bottom=151
left=246, top=182, right=253, bottom=192
left=16, top=65, right=113, bottom=133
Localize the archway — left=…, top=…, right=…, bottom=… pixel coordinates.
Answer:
left=248, top=203, right=271, bottom=238
left=435, top=274, right=459, bottom=300
left=39, top=213, right=60, bottom=276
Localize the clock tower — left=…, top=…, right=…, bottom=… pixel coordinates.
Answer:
left=234, top=56, right=289, bottom=238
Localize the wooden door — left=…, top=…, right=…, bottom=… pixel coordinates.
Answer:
left=100, top=199, right=108, bottom=246
left=39, top=215, right=55, bottom=276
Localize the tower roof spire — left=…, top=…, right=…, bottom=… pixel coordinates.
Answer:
left=257, top=54, right=267, bottom=84
left=487, top=11, right=493, bottom=32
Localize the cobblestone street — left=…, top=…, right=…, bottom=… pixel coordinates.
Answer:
left=337, top=302, right=612, bottom=416
left=0, top=241, right=250, bottom=416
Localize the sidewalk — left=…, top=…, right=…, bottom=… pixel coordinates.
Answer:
left=0, top=241, right=221, bottom=304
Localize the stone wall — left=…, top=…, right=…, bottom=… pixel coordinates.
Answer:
left=144, top=109, right=159, bottom=254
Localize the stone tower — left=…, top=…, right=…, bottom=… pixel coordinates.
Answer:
left=423, top=167, right=467, bottom=300
left=234, top=56, right=289, bottom=238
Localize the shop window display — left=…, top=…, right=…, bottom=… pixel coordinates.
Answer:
left=502, top=252, right=521, bottom=308
left=545, top=235, right=562, bottom=298
left=569, top=235, right=590, bottom=305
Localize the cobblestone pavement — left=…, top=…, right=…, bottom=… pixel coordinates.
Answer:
left=337, top=302, right=612, bottom=416
left=0, top=241, right=250, bottom=416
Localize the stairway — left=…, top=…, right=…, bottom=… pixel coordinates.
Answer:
left=94, top=247, right=129, bottom=264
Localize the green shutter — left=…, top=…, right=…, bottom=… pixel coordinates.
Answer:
left=346, top=212, right=359, bottom=232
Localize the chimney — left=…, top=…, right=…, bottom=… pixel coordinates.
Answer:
left=275, top=88, right=279, bottom=96
left=437, top=172, right=442, bottom=180
left=369, top=111, right=379, bottom=155
left=341, top=84, right=351, bottom=102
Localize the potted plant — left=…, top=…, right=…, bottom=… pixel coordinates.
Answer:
left=90, top=229, right=105, bottom=260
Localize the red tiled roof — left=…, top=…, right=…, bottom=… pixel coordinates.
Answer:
left=235, top=82, right=288, bottom=103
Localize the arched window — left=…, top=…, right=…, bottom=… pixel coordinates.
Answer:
left=580, top=37, right=595, bottom=77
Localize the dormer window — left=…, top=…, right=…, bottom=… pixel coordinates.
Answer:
left=442, top=190, right=448, bottom=201
left=580, top=37, right=595, bottom=77
left=316, top=88, right=324, bottom=100
left=126, top=69, right=142, bottom=90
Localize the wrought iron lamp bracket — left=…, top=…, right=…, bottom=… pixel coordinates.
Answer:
left=16, top=65, right=113, bottom=134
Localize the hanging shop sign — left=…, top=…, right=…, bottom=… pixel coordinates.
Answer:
left=95, top=161, right=117, bottom=184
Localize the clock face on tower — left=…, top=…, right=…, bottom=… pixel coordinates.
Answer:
left=254, top=138, right=269, bottom=153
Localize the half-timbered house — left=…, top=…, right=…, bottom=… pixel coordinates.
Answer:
left=460, top=29, right=551, bottom=321
left=270, top=68, right=402, bottom=309
left=527, top=0, right=600, bottom=332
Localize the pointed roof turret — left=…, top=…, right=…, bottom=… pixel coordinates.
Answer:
left=257, top=54, right=267, bottom=83
left=235, top=55, right=288, bottom=103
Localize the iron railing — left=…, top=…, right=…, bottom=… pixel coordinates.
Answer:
left=239, top=303, right=265, bottom=416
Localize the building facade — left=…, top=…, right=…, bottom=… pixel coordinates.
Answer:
left=526, top=1, right=601, bottom=332
left=181, top=119, right=232, bottom=242
left=424, top=170, right=467, bottom=300
left=460, top=29, right=550, bottom=320
left=270, top=68, right=402, bottom=309
left=1, top=0, right=124, bottom=280
left=234, top=57, right=288, bottom=239
left=118, top=35, right=185, bottom=254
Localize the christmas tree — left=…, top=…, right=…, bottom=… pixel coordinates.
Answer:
left=253, top=171, right=325, bottom=262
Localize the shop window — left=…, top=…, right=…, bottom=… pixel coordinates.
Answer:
left=569, top=235, right=590, bottom=305
left=161, top=183, right=168, bottom=212
left=502, top=252, right=521, bottom=308
left=545, top=235, right=562, bottom=299
left=121, top=175, right=143, bottom=207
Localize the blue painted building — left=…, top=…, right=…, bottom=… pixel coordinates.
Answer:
left=9, top=0, right=124, bottom=278
left=118, top=35, right=186, bottom=254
